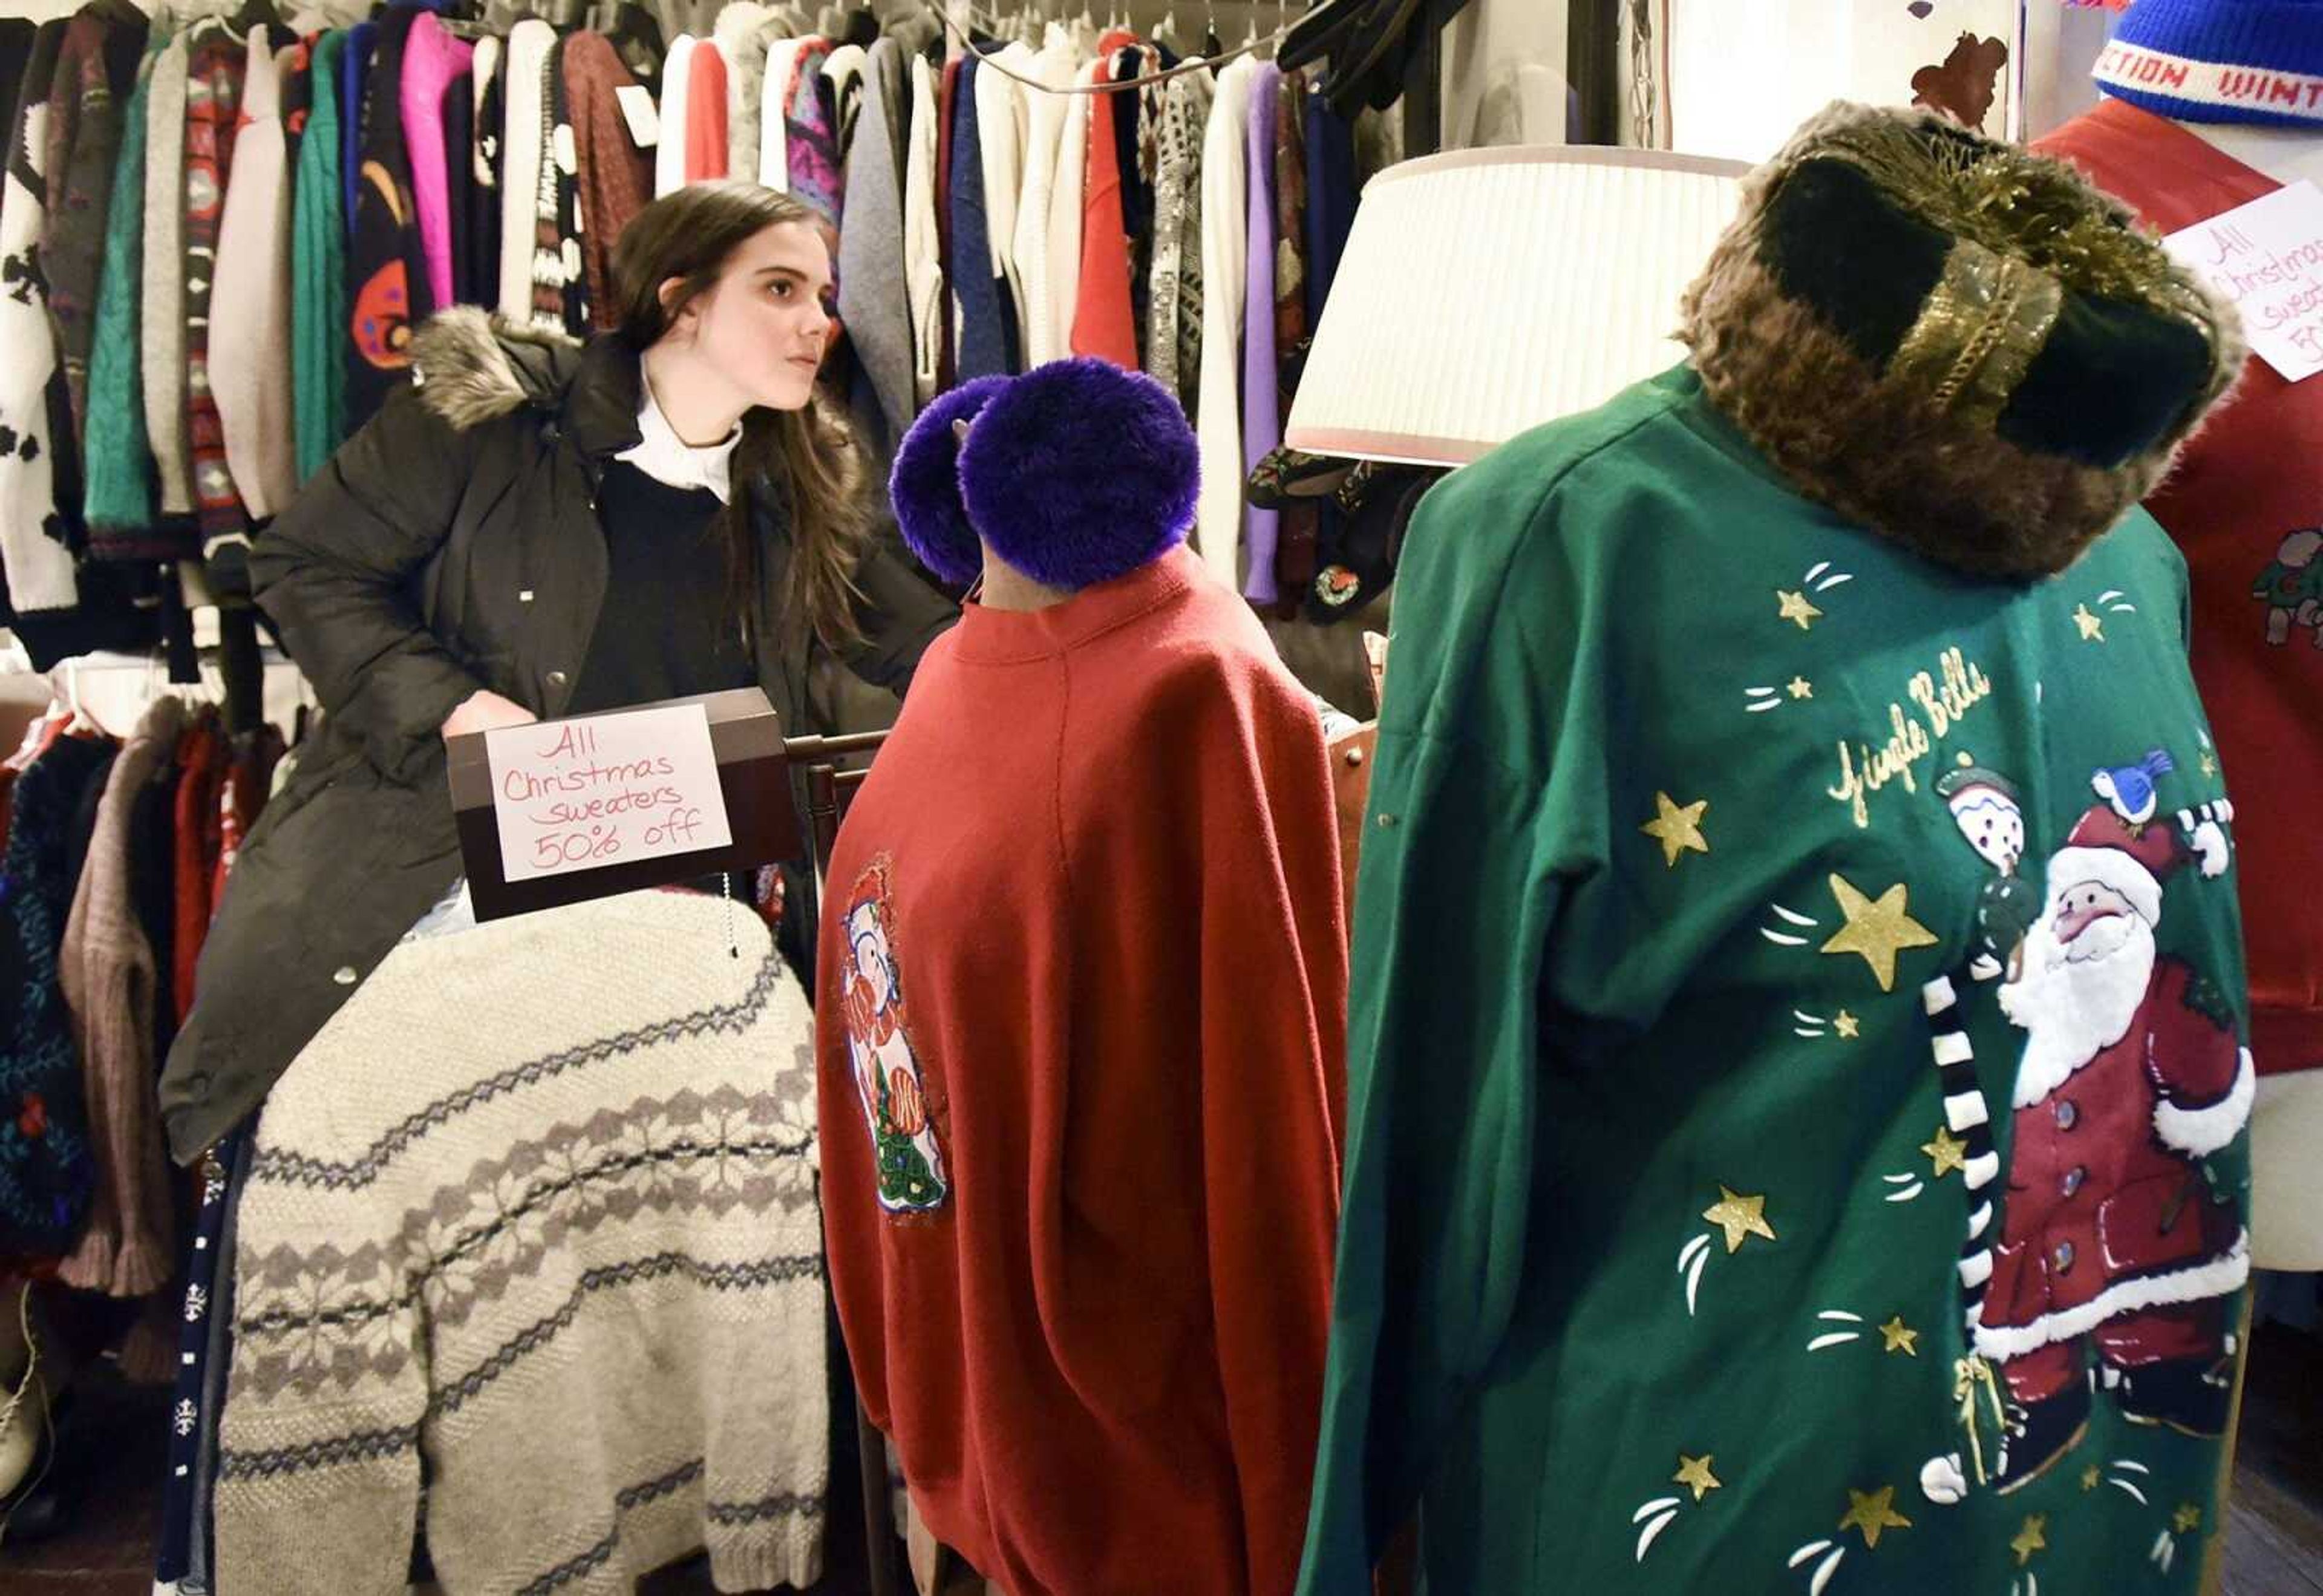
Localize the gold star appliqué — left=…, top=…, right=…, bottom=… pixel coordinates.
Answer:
left=1787, top=676, right=1814, bottom=700
left=2200, top=751, right=2218, bottom=779
left=2011, top=1513, right=2048, bottom=1566
left=1832, top=1009, right=1860, bottom=1039
left=2073, top=603, right=2105, bottom=642
left=1839, top=1485, right=1912, bottom=1549
left=1819, top=873, right=1939, bottom=993
left=1778, top=589, right=1824, bottom=630
left=1641, top=791, right=1710, bottom=868
left=1921, top=1124, right=1967, bottom=1179
left=1702, top=1185, right=1776, bottom=1254
left=2080, top=1464, right=2103, bottom=1492
left=2174, top=1503, right=2203, bottom=1535
left=1878, top=1316, right=1919, bottom=1356
left=1673, top=1453, right=1722, bottom=1502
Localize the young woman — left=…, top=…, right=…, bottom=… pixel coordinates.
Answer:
left=156, top=182, right=955, bottom=1166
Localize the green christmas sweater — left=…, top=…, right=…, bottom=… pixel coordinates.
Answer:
left=1298, top=367, right=2255, bottom=1596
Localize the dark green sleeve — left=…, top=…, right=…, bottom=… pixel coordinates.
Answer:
left=1297, top=453, right=1600, bottom=1594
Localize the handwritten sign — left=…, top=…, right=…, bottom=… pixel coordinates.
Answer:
left=485, top=703, right=733, bottom=883
left=2163, top=182, right=2323, bottom=384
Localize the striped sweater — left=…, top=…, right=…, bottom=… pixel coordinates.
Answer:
left=215, top=888, right=829, bottom=1595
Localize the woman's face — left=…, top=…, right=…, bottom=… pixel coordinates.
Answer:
left=666, top=220, right=834, bottom=412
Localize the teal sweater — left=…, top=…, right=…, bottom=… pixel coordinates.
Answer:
left=1299, top=367, right=2253, bottom=1596
left=81, top=35, right=163, bottom=532
left=292, top=29, right=348, bottom=484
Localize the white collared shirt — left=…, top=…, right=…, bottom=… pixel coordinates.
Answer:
left=616, top=382, right=741, bottom=504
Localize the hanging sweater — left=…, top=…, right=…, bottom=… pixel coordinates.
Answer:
left=1070, top=37, right=1139, bottom=368
left=837, top=36, right=910, bottom=449
left=1011, top=31, right=1080, bottom=368
left=183, top=21, right=248, bottom=542
left=652, top=31, right=695, bottom=197
left=400, top=11, right=472, bottom=318
left=759, top=36, right=803, bottom=192
left=465, top=32, right=500, bottom=310
left=0, top=733, right=117, bottom=1260
left=713, top=2, right=775, bottom=183
left=1194, top=55, right=1255, bottom=587
left=817, top=546, right=1345, bottom=1596
left=344, top=4, right=429, bottom=428
left=495, top=19, right=554, bottom=322
left=946, top=57, right=1008, bottom=382
left=0, top=21, right=80, bottom=615
left=44, top=2, right=146, bottom=459
left=57, top=695, right=188, bottom=1298
left=1238, top=64, right=1281, bottom=603
left=904, top=52, right=941, bottom=408
left=82, top=32, right=162, bottom=538
left=1146, top=66, right=1211, bottom=410
left=972, top=40, right=1031, bottom=364
left=212, top=22, right=295, bottom=522
left=683, top=37, right=728, bottom=182
left=784, top=39, right=840, bottom=231
left=563, top=31, right=652, bottom=333
left=215, top=890, right=829, bottom=1596
left=338, top=18, right=373, bottom=228
left=1044, top=54, right=1092, bottom=371
left=292, top=28, right=348, bottom=485
left=140, top=27, right=192, bottom=522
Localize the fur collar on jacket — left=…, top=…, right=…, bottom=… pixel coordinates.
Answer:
left=407, top=305, right=589, bottom=434
left=1679, top=102, right=2244, bottom=581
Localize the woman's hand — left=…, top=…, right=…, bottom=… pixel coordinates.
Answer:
left=440, top=690, right=538, bottom=740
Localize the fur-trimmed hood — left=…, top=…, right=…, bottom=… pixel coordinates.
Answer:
left=1679, top=102, right=2244, bottom=580
left=407, top=305, right=588, bottom=434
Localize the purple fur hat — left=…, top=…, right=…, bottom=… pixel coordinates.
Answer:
left=888, top=359, right=1201, bottom=591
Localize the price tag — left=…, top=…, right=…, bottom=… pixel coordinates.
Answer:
left=485, top=702, right=733, bottom=883
left=615, top=83, right=659, bottom=149
left=2163, top=180, right=2323, bottom=384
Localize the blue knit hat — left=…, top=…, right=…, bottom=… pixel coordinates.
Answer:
left=2097, top=0, right=2323, bottom=125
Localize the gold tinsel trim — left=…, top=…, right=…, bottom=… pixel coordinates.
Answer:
left=1769, top=109, right=2233, bottom=373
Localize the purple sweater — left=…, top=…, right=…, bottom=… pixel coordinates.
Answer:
left=1241, top=64, right=1281, bottom=604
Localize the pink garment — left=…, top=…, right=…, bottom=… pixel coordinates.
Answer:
left=400, top=12, right=475, bottom=312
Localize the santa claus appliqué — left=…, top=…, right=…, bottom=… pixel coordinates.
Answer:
left=1973, top=802, right=2253, bottom=1493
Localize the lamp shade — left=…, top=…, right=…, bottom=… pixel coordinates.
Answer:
left=1286, top=146, right=1749, bottom=466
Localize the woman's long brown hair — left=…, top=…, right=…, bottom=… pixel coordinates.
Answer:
left=609, top=183, right=867, bottom=652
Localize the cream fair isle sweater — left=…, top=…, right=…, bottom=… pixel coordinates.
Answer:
left=214, top=889, right=829, bottom=1596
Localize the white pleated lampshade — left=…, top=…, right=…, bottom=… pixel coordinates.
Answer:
left=1287, top=146, right=1750, bottom=466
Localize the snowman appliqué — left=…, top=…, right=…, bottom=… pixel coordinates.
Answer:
left=2253, top=527, right=2323, bottom=649
left=839, top=860, right=949, bottom=1215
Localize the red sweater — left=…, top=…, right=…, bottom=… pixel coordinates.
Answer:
left=684, top=41, right=728, bottom=183
left=817, top=546, right=1347, bottom=1596
left=1070, top=39, right=1140, bottom=368
left=2038, top=99, right=2323, bottom=1075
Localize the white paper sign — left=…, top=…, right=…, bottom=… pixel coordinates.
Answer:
left=485, top=703, right=733, bottom=883
left=2163, top=182, right=2323, bottom=384
left=615, top=83, right=659, bottom=149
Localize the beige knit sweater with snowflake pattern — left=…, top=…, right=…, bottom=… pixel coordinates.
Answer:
left=214, top=888, right=827, bottom=1596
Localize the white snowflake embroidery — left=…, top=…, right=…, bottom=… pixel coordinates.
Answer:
left=183, top=1283, right=209, bottom=1323
left=173, top=1399, right=198, bottom=1437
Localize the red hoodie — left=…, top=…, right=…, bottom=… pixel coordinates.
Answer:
left=816, top=546, right=1346, bottom=1596
left=2038, top=99, right=2323, bottom=1075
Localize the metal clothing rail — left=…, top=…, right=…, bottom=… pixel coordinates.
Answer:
left=921, top=0, right=1299, bottom=94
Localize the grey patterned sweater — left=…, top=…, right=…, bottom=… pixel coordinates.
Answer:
left=214, top=888, right=828, bottom=1595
